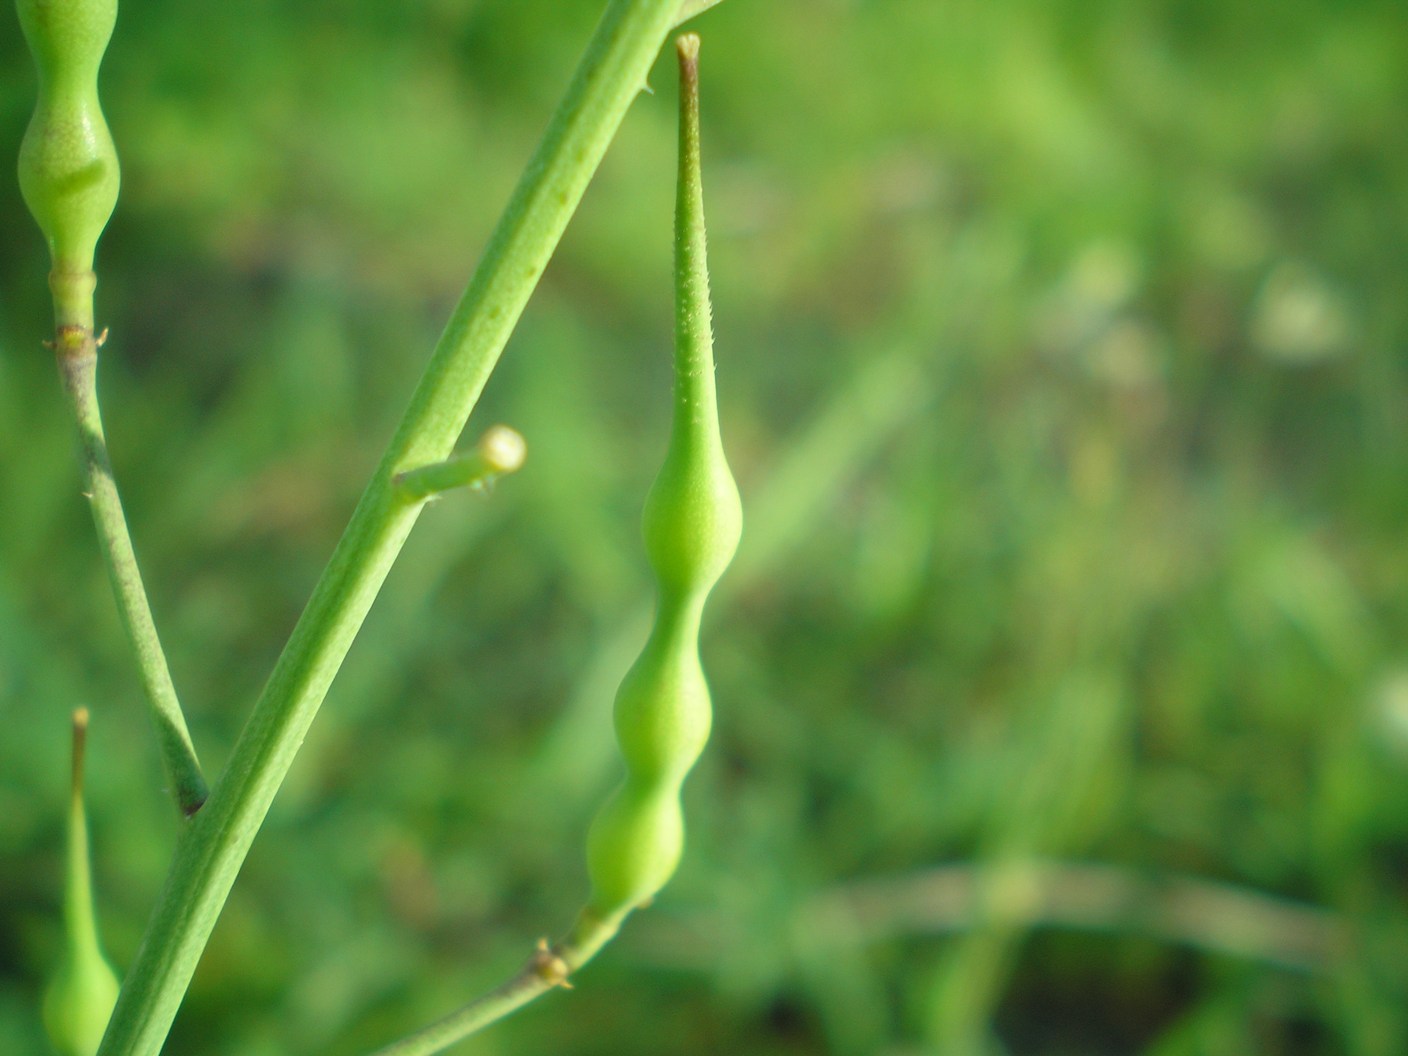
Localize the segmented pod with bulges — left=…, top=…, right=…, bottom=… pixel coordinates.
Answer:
left=584, top=34, right=742, bottom=918
left=16, top=0, right=121, bottom=328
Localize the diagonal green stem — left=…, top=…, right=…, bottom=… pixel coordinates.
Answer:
left=95, top=3, right=687, bottom=1054
left=367, top=910, right=627, bottom=1056
left=54, top=313, right=208, bottom=817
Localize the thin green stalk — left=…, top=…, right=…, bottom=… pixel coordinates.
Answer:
left=54, top=318, right=208, bottom=817
left=367, top=910, right=628, bottom=1056
left=96, top=4, right=688, bottom=1054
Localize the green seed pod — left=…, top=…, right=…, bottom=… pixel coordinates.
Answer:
left=44, top=950, right=120, bottom=1056
left=43, top=710, right=120, bottom=1056
left=641, top=34, right=741, bottom=602
left=584, top=34, right=740, bottom=918
left=586, top=783, right=686, bottom=912
left=612, top=609, right=712, bottom=783
left=16, top=0, right=121, bottom=316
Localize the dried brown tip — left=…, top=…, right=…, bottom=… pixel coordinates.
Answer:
left=529, top=938, right=572, bottom=988
left=71, top=707, right=90, bottom=798
left=676, top=32, right=700, bottom=77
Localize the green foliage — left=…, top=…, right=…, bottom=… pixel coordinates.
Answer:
left=2, top=0, right=1407, bottom=1054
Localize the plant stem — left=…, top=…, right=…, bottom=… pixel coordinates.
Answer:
left=674, top=0, right=728, bottom=24
left=52, top=293, right=208, bottom=817
left=368, top=910, right=628, bottom=1056
left=95, top=4, right=687, bottom=1054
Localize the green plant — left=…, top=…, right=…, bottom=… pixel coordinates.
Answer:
left=13, top=1, right=1408, bottom=1052
left=17, top=0, right=206, bottom=817
left=14, top=2, right=736, bottom=1054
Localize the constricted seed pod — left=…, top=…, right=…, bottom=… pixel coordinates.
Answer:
left=586, top=782, right=687, bottom=913
left=584, top=33, right=741, bottom=919
left=43, top=947, right=120, bottom=1056
left=43, top=710, right=120, bottom=1056
left=16, top=0, right=121, bottom=320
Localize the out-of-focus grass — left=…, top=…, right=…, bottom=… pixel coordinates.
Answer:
left=2, top=1, right=1406, bottom=1053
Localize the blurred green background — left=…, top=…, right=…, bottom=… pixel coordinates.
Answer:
left=3, top=0, right=1407, bottom=1053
